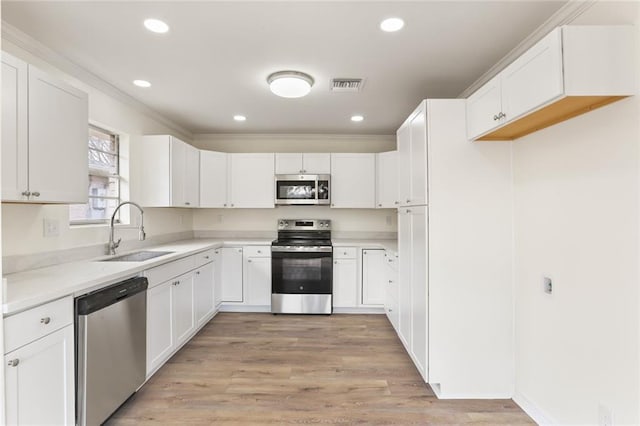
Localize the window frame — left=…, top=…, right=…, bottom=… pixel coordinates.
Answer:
left=69, top=124, right=122, bottom=226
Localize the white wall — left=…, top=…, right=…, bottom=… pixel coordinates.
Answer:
left=512, top=95, right=639, bottom=425
left=511, top=3, right=640, bottom=424
left=1, top=38, right=194, bottom=257
left=193, top=206, right=396, bottom=238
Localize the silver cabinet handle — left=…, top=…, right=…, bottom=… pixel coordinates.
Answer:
left=493, top=114, right=499, bottom=121
left=21, top=191, right=31, bottom=197
left=334, top=261, right=338, bottom=264
left=231, top=204, right=235, bottom=207
left=406, top=199, right=410, bottom=203
left=238, top=248, right=242, bottom=253
left=40, top=317, right=51, bottom=325
left=173, top=280, right=180, bottom=286
left=388, top=308, right=393, bottom=312
left=196, top=271, right=200, bottom=275
left=185, top=202, right=191, bottom=206
left=247, top=259, right=252, bottom=263
left=31, top=191, right=40, bottom=197
left=394, top=201, right=399, bottom=205
left=7, top=359, right=19, bottom=367
left=388, top=280, right=393, bottom=284
left=378, top=203, right=382, bottom=207
left=257, top=250, right=262, bottom=254
left=205, top=256, right=210, bottom=259
left=214, top=250, right=219, bottom=254
left=223, top=203, right=227, bottom=207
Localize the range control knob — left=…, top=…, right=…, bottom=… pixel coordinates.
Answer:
left=279, top=221, right=285, bottom=227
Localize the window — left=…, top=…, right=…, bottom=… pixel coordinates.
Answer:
left=69, top=125, right=121, bottom=224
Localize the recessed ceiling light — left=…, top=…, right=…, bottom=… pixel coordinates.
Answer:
left=133, top=79, right=151, bottom=88
left=144, top=18, right=169, bottom=34
left=267, top=71, right=314, bottom=98
left=233, top=115, right=247, bottom=122
left=351, top=115, right=364, bottom=122
left=380, top=17, right=405, bottom=32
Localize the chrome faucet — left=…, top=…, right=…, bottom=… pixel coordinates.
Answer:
left=108, top=201, right=145, bottom=255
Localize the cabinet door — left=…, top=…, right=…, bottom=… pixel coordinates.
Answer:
left=194, top=262, right=215, bottom=327
left=501, top=28, right=563, bottom=123
left=376, top=151, right=398, bottom=208
left=275, top=153, right=303, bottom=174
left=184, top=144, right=200, bottom=207
left=221, top=247, right=244, bottom=302
left=302, top=153, right=331, bottom=174
left=229, top=153, right=275, bottom=208
left=28, top=65, right=88, bottom=203
left=1, top=53, right=28, bottom=201
left=362, top=249, right=386, bottom=305
left=333, top=258, right=358, bottom=307
left=330, top=153, right=376, bottom=208
left=172, top=271, right=195, bottom=347
left=409, top=110, right=427, bottom=206
left=397, top=209, right=412, bottom=348
left=200, top=151, right=228, bottom=208
left=244, top=256, right=272, bottom=305
left=213, top=249, right=223, bottom=307
left=170, top=137, right=187, bottom=207
left=397, top=124, right=411, bottom=207
left=410, top=206, right=428, bottom=378
left=147, top=281, right=173, bottom=375
left=5, top=326, right=74, bottom=426
left=466, top=75, right=502, bottom=140
left=140, top=135, right=171, bottom=207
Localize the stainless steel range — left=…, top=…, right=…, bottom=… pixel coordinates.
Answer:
left=271, top=219, right=333, bottom=314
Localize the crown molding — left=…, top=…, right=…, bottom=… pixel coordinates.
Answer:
left=194, top=133, right=395, bottom=141
left=1, top=21, right=194, bottom=140
left=458, top=0, right=597, bottom=99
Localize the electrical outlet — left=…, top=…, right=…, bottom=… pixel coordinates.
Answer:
left=598, top=403, right=613, bottom=426
left=43, top=218, right=60, bottom=237
left=543, top=276, right=553, bottom=294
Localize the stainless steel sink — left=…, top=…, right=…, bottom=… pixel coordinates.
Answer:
left=101, top=250, right=174, bottom=262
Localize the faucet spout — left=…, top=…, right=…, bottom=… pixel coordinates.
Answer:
left=108, top=201, right=145, bottom=255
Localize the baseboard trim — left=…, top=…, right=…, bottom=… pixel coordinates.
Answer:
left=513, top=391, right=557, bottom=425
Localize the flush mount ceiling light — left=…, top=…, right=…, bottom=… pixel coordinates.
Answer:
left=267, top=71, right=314, bottom=98
left=351, top=115, right=364, bottom=122
left=233, top=115, right=247, bottom=122
left=144, top=18, right=169, bottom=34
left=133, top=79, right=151, bottom=88
left=380, top=17, right=405, bottom=32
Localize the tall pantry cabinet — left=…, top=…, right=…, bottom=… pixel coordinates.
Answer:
left=395, top=99, right=513, bottom=398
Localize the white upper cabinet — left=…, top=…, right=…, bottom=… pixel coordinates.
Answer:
left=376, top=151, right=398, bottom=208
left=467, top=25, right=636, bottom=141
left=2, top=52, right=88, bottom=203
left=200, top=150, right=229, bottom=208
left=330, top=153, right=376, bottom=208
left=229, top=153, right=275, bottom=208
left=140, top=135, right=199, bottom=207
left=275, top=153, right=330, bottom=174
left=397, top=102, right=428, bottom=207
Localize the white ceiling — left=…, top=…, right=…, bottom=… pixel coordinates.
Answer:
left=2, top=1, right=569, bottom=135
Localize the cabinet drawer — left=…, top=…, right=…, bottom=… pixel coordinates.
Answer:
left=4, top=296, right=73, bottom=353
left=243, top=246, right=271, bottom=258
left=145, top=256, right=195, bottom=288
left=194, top=249, right=216, bottom=268
left=333, top=247, right=357, bottom=259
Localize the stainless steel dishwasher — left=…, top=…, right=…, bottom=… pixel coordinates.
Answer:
left=75, top=276, right=148, bottom=426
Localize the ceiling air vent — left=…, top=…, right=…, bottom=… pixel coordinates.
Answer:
left=331, top=78, right=364, bottom=92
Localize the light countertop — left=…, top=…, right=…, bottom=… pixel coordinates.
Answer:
left=3, top=237, right=395, bottom=316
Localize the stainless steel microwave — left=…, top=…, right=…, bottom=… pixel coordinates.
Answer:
left=274, top=174, right=330, bottom=205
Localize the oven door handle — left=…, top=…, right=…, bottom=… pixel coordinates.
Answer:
left=271, top=246, right=333, bottom=253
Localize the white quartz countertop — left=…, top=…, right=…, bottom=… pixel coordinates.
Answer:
left=2, top=237, right=395, bottom=316
left=2, top=238, right=272, bottom=316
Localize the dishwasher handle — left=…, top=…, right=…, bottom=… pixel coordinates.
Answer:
left=76, top=276, right=148, bottom=316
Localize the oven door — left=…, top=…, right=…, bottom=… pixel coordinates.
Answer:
left=271, top=248, right=332, bottom=294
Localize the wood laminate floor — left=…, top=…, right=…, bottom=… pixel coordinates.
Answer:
left=107, top=313, right=534, bottom=425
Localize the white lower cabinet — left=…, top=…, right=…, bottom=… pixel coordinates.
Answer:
left=384, top=251, right=399, bottom=331
left=361, top=249, right=386, bottom=305
left=4, top=297, right=75, bottom=426
left=146, top=281, right=174, bottom=375
left=145, top=250, right=219, bottom=377
left=333, top=248, right=358, bottom=308
left=243, top=247, right=271, bottom=306
left=194, top=261, right=215, bottom=327
left=221, top=247, right=243, bottom=302
left=172, top=271, right=195, bottom=347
